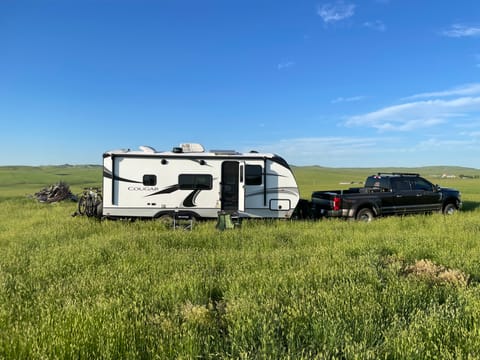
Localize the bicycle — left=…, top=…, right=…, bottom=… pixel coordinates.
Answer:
left=77, top=187, right=103, bottom=217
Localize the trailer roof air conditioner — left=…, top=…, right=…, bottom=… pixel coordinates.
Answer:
left=180, top=143, right=205, bottom=153
left=139, top=145, right=156, bottom=153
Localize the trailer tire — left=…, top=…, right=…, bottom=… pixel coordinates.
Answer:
left=157, top=214, right=174, bottom=228
left=356, top=208, right=374, bottom=222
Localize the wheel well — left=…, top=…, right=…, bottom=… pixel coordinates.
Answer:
left=154, top=210, right=199, bottom=219
left=354, top=204, right=377, bottom=217
left=442, top=198, right=459, bottom=209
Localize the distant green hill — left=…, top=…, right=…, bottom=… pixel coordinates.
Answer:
left=0, top=165, right=102, bottom=200
left=292, top=165, right=479, bottom=175
left=291, top=165, right=480, bottom=198
left=0, top=164, right=478, bottom=201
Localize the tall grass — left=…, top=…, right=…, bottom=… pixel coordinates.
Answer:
left=1, top=166, right=480, bottom=358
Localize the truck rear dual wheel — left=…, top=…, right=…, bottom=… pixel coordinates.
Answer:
left=356, top=208, right=374, bottom=222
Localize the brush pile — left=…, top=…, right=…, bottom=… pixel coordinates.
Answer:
left=34, top=181, right=77, bottom=203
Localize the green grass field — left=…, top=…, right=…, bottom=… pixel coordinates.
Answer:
left=1, top=165, right=480, bottom=359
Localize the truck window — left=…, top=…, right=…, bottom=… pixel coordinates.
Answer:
left=245, top=165, right=262, bottom=185
left=413, top=178, right=433, bottom=191
left=179, top=174, right=213, bottom=190
left=392, top=179, right=411, bottom=191
left=365, top=177, right=388, bottom=189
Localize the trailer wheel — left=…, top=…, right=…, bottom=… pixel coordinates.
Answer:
left=443, top=203, right=457, bottom=215
left=356, top=208, right=374, bottom=222
left=157, top=214, right=174, bottom=228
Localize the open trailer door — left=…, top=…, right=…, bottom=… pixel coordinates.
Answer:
left=221, top=161, right=244, bottom=213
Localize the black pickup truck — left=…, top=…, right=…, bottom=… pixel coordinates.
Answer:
left=311, top=173, right=462, bottom=221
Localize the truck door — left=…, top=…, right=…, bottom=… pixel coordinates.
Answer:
left=411, top=177, right=441, bottom=212
left=221, top=161, right=245, bottom=212
left=392, top=178, right=415, bottom=213
left=392, top=177, right=439, bottom=213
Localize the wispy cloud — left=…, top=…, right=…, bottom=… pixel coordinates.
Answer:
left=346, top=96, right=480, bottom=132
left=415, top=138, right=477, bottom=150
left=340, top=83, right=480, bottom=163
left=442, top=24, right=480, bottom=38
left=277, top=61, right=295, bottom=70
left=246, top=84, right=480, bottom=167
left=317, top=1, right=356, bottom=24
left=405, top=83, right=480, bottom=100
left=331, top=95, right=366, bottom=104
left=363, top=20, right=386, bottom=32
left=244, top=133, right=480, bottom=167
left=460, top=130, right=480, bottom=138
left=247, top=136, right=389, bottom=165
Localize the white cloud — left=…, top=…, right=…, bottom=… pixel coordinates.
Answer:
left=246, top=136, right=388, bottom=166
left=346, top=97, right=480, bottom=132
left=405, top=83, right=480, bottom=100
left=317, top=1, right=355, bottom=24
left=373, top=118, right=446, bottom=132
left=363, top=20, right=386, bottom=32
left=442, top=24, right=480, bottom=38
left=460, top=131, right=480, bottom=138
left=332, top=83, right=480, bottom=163
left=331, top=95, right=366, bottom=104
left=277, top=61, right=295, bottom=70
left=415, top=138, right=477, bottom=150
left=241, top=133, right=480, bottom=167
left=243, top=84, right=480, bottom=167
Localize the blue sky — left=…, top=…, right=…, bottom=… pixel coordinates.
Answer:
left=2, top=0, right=480, bottom=168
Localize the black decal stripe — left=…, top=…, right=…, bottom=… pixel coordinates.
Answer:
left=183, top=190, right=201, bottom=207
left=246, top=187, right=299, bottom=197
left=103, top=167, right=113, bottom=179
left=146, top=184, right=180, bottom=197
left=104, top=168, right=142, bottom=184
left=265, top=172, right=286, bottom=178
left=115, top=175, right=142, bottom=184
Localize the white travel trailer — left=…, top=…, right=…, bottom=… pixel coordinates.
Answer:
left=101, top=143, right=300, bottom=220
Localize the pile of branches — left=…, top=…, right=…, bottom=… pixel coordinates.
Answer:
left=34, top=181, right=77, bottom=203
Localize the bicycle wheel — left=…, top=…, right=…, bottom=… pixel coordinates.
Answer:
left=86, top=196, right=96, bottom=217
left=78, top=196, right=87, bottom=215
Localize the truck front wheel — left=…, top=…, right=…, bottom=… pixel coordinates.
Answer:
left=443, top=203, right=457, bottom=215
left=356, top=208, right=374, bottom=222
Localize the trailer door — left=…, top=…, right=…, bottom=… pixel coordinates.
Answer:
left=221, top=161, right=244, bottom=212
left=238, top=162, right=245, bottom=212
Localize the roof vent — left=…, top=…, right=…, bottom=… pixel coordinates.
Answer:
left=180, top=143, right=205, bottom=153
left=212, top=149, right=238, bottom=155
left=139, top=145, right=156, bottom=153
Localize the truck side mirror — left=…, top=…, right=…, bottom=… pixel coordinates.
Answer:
left=434, top=184, right=441, bottom=192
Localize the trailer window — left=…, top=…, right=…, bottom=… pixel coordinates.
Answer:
left=143, top=174, right=157, bottom=186
left=179, top=174, right=212, bottom=190
left=245, top=165, right=262, bottom=185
